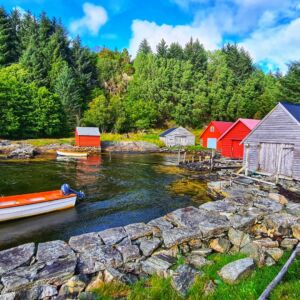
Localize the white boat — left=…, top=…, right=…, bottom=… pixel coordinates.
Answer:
left=56, top=150, right=88, bottom=157
left=0, top=185, right=84, bottom=222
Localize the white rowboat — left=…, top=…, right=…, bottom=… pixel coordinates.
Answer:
left=56, top=150, right=88, bottom=157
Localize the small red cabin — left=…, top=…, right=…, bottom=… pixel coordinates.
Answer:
left=75, top=127, right=101, bottom=147
left=218, top=119, right=260, bottom=159
left=200, top=121, right=234, bottom=150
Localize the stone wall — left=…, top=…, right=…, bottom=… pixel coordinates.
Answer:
left=0, top=181, right=300, bottom=299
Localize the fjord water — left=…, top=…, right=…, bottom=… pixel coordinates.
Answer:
left=0, top=153, right=206, bottom=249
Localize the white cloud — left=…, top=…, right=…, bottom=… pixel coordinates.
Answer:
left=240, top=17, right=300, bottom=73
left=70, top=2, right=108, bottom=36
left=13, top=6, right=26, bottom=17
left=128, top=19, right=222, bottom=56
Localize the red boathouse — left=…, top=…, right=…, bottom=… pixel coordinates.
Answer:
left=218, top=119, right=260, bottom=159
left=200, top=121, right=234, bottom=150
left=75, top=127, right=101, bottom=147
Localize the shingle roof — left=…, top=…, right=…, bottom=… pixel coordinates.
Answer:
left=76, top=127, right=100, bottom=136
left=213, top=121, right=234, bottom=133
left=159, top=128, right=177, bottom=137
left=281, top=102, right=300, bottom=123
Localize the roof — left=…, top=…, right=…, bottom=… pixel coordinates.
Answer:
left=200, top=121, right=234, bottom=138
left=280, top=102, right=300, bottom=123
left=159, top=128, right=177, bottom=137
left=76, top=127, right=100, bottom=136
left=218, top=118, right=260, bottom=141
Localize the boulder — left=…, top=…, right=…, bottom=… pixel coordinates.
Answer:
left=36, top=240, right=74, bottom=262
left=162, top=227, right=201, bottom=248
left=103, top=267, right=125, bottom=283
left=268, top=193, right=288, bottom=205
left=0, top=293, right=16, bottom=300
left=141, top=255, right=175, bottom=276
left=200, top=200, right=237, bottom=216
left=139, top=237, right=161, bottom=256
left=152, top=246, right=179, bottom=258
left=77, top=245, right=123, bottom=274
left=266, top=248, right=283, bottom=262
left=116, top=244, right=141, bottom=263
left=0, top=243, right=35, bottom=276
left=263, top=213, right=299, bottom=236
left=22, top=284, right=57, bottom=300
left=285, top=202, right=300, bottom=217
left=209, top=238, right=231, bottom=253
left=186, top=255, right=212, bottom=268
left=124, top=223, right=154, bottom=240
left=218, top=258, right=255, bottom=284
left=188, top=239, right=202, bottom=250
left=171, top=264, right=201, bottom=296
left=190, top=248, right=212, bottom=256
left=240, top=242, right=264, bottom=263
left=228, top=214, right=257, bottom=230
left=148, top=217, right=173, bottom=233
left=292, top=224, right=300, bottom=239
left=228, top=228, right=251, bottom=249
left=265, top=256, right=276, bottom=266
left=280, top=238, right=298, bottom=250
left=8, top=144, right=36, bottom=159
left=207, top=181, right=230, bottom=197
left=254, top=198, right=283, bottom=213
left=69, top=232, right=103, bottom=252
left=253, top=238, right=279, bottom=248
left=58, top=274, right=88, bottom=298
left=85, top=272, right=104, bottom=291
left=98, top=227, right=127, bottom=245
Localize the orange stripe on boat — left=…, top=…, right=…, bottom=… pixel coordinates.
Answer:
left=0, top=190, right=76, bottom=209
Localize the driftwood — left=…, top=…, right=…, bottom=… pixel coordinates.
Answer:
left=236, top=174, right=276, bottom=186
left=258, top=242, right=300, bottom=300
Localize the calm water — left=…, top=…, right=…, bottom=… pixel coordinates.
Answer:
left=0, top=153, right=207, bottom=250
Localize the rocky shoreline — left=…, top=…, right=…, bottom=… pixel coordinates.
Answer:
left=0, top=177, right=299, bottom=299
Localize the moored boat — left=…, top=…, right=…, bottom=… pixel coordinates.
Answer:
left=0, top=184, right=84, bottom=222
left=57, top=150, right=88, bottom=157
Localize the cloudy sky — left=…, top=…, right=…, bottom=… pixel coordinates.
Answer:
left=2, top=0, right=300, bottom=72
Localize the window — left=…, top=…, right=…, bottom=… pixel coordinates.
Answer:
left=210, top=126, right=214, bottom=132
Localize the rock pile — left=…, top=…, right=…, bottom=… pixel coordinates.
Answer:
left=0, top=182, right=299, bottom=299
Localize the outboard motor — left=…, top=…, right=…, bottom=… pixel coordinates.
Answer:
left=61, top=184, right=85, bottom=199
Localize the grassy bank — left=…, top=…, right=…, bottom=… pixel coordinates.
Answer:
left=17, top=128, right=204, bottom=149
left=90, top=252, right=300, bottom=300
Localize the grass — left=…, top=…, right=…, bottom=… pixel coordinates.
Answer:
left=18, top=137, right=74, bottom=147
left=91, top=252, right=300, bottom=300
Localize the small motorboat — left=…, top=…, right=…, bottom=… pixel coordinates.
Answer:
left=0, top=184, right=84, bottom=222
left=56, top=150, right=88, bottom=157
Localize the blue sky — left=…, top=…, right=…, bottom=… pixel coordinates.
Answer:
left=2, top=0, right=300, bottom=72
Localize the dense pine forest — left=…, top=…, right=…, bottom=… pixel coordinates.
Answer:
left=0, top=7, right=300, bottom=139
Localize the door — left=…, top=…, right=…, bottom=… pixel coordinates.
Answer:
left=207, top=138, right=217, bottom=149
left=259, top=143, right=294, bottom=177
left=231, top=140, right=243, bottom=159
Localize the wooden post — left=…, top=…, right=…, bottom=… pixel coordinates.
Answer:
left=258, top=243, right=300, bottom=300
left=177, top=149, right=181, bottom=165
left=245, top=144, right=249, bottom=176
left=183, top=152, right=186, bottom=163
left=192, top=156, right=194, bottom=163
left=276, top=145, right=283, bottom=184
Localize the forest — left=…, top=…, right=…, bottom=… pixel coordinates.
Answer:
left=0, top=7, right=300, bottom=139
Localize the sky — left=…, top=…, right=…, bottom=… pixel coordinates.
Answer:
left=2, top=0, right=300, bottom=72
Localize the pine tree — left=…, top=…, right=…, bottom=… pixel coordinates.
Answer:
left=156, top=39, right=168, bottom=58
left=167, top=42, right=184, bottom=60
left=0, top=7, right=18, bottom=66
left=184, top=38, right=207, bottom=73
left=137, top=39, right=152, bottom=55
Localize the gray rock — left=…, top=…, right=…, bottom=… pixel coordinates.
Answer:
left=265, top=256, right=276, bottom=266
left=141, top=255, right=175, bottom=276
left=162, top=227, right=201, bottom=248
left=286, top=202, right=300, bottom=216
left=190, top=248, right=212, bottom=256
left=139, top=237, right=161, bottom=256
left=99, top=227, right=127, bottom=245
left=69, top=232, right=103, bottom=252
left=36, top=240, right=74, bottom=262
left=218, top=258, right=255, bottom=284
left=58, top=274, right=88, bottom=298
left=200, top=200, right=237, bottom=215
left=8, top=144, right=36, bottom=159
left=228, top=228, right=251, bottom=248
left=253, top=238, right=279, bottom=248
left=254, top=198, right=283, bottom=213
left=0, top=293, right=16, bottom=300
left=103, top=267, right=125, bottom=283
left=188, top=239, right=202, bottom=250
left=77, top=245, right=122, bottom=274
left=228, top=214, right=257, bottom=230
left=124, top=223, right=154, bottom=240
left=116, top=244, right=141, bottom=263
left=292, top=224, right=300, bottom=239
left=268, top=193, right=288, bottom=205
left=171, top=264, right=201, bottom=296
left=209, top=238, right=231, bottom=253
left=240, top=243, right=265, bottom=265
left=280, top=238, right=298, bottom=250
left=0, top=243, right=35, bottom=276
left=263, top=213, right=299, bottom=235
left=186, top=255, right=212, bottom=268
left=266, top=248, right=283, bottom=262
left=148, top=217, right=173, bottom=232
left=23, top=284, right=57, bottom=300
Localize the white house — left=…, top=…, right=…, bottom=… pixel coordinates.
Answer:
left=159, top=127, right=195, bottom=147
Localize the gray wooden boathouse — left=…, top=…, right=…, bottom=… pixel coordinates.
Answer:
left=242, top=102, right=300, bottom=181
left=159, top=127, right=195, bottom=147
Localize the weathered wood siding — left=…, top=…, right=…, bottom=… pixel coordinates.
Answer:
left=244, top=105, right=300, bottom=180
left=163, top=127, right=195, bottom=147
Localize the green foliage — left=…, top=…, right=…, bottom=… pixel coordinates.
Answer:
left=138, top=39, right=152, bottom=55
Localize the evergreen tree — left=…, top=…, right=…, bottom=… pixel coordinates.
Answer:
left=280, top=61, right=300, bottom=103
left=167, top=42, right=184, bottom=60
left=156, top=39, right=168, bottom=58
left=184, top=38, right=207, bottom=73
left=138, top=39, right=152, bottom=55
left=0, top=7, right=18, bottom=66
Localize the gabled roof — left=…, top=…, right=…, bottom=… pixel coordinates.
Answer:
left=218, top=118, right=260, bottom=141
left=159, top=128, right=177, bottom=137
left=76, top=127, right=100, bottom=136
left=200, top=121, right=234, bottom=138
left=281, top=102, right=300, bottom=123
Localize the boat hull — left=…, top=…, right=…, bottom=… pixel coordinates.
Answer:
left=57, top=150, right=88, bottom=157
left=0, top=196, right=77, bottom=222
